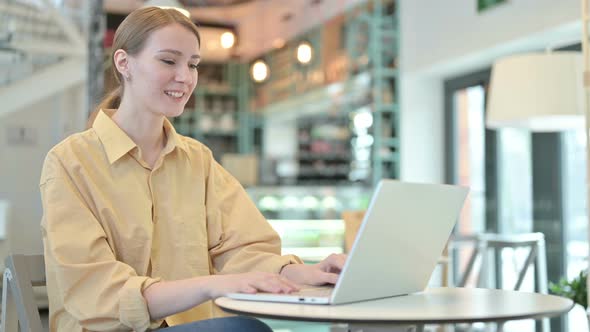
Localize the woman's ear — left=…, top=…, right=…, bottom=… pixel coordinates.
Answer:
left=113, top=49, right=131, bottom=81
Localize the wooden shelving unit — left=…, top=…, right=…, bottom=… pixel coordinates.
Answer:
left=171, top=62, right=251, bottom=160
left=251, top=0, right=400, bottom=186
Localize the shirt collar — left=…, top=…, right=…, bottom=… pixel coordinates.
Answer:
left=161, top=114, right=189, bottom=155
left=93, top=109, right=188, bottom=165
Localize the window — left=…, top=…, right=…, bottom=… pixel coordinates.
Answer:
left=445, top=64, right=586, bottom=331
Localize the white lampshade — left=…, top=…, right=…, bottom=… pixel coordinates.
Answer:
left=487, top=52, right=585, bottom=131
left=143, top=0, right=190, bottom=18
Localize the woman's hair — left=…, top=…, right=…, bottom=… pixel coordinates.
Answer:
left=92, top=7, right=200, bottom=119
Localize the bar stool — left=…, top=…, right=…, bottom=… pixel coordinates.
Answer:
left=448, top=232, right=549, bottom=332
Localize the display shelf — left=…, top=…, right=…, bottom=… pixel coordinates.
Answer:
left=346, top=0, right=400, bottom=184
left=250, top=0, right=400, bottom=186
left=201, top=130, right=239, bottom=137
left=171, top=62, right=251, bottom=161
left=298, top=154, right=352, bottom=161
left=295, top=113, right=353, bottom=184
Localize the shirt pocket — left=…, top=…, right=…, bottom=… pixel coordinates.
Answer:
left=176, top=207, right=210, bottom=275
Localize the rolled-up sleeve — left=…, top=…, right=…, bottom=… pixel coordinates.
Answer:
left=40, top=153, right=162, bottom=331
left=204, top=153, right=302, bottom=274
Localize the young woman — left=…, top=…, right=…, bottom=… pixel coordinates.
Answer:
left=40, top=7, right=345, bottom=332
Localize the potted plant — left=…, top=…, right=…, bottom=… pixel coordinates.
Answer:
left=549, top=270, right=588, bottom=326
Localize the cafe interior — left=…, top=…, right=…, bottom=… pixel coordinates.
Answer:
left=0, top=0, right=589, bottom=331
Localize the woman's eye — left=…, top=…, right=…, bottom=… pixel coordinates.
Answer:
left=190, top=64, right=199, bottom=70
left=161, top=59, right=175, bottom=65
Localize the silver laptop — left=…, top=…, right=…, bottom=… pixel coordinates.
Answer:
left=227, top=179, right=468, bottom=305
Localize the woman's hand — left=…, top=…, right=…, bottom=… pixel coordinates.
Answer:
left=206, top=272, right=300, bottom=299
left=279, top=253, right=347, bottom=286
left=144, top=255, right=346, bottom=320
left=144, top=271, right=299, bottom=320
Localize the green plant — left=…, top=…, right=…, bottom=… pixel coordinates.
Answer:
left=549, top=270, right=588, bottom=308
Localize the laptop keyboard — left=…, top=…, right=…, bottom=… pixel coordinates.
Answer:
left=295, top=286, right=334, bottom=297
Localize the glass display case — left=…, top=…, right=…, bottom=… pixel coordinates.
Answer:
left=268, top=219, right=344, bottom=263
left=247, top=185, right=372, bottom=263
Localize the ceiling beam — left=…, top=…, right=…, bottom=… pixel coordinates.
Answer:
left=0, top=57, right=86, bottom=118
left=9, top=40, right=86, bottom=57
left=43, top=0, right=85, bottom=48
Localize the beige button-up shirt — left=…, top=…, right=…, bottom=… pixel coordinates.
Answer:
left=40, top=110, right=301, bottom=331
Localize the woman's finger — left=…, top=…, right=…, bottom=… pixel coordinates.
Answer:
left=320, top=271, right=339, bottom=285
left=252, top=276, right=296, bottom=293
left=278, top=276, right=301, bottom=291
left=241, top=285, right=258, bottom=294
left=320, top=254, right=347, bottom=273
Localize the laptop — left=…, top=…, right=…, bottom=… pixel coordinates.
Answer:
left=227, top=179, right=468, bottom=305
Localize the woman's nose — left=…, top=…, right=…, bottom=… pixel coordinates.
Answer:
left=176, top=66, right=193, bottom=84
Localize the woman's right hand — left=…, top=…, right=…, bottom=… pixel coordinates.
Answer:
left=144, top=272, right=300, bottom=320
left=206, top=272, right=300, bottom=299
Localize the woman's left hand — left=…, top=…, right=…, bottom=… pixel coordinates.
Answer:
left=279, top=254, right=347, bottom=286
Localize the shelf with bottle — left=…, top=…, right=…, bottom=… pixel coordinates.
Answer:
left=245, top=0, right=400, bottom=185
left=195, top=95, right=239, bottom=135
left=171, top=62, right=244, bottom=160
left=295, top=114, right=354, bottom=184
left=345, top=0, right=400, bottom=183
left=297, top=153, right=352, bottom=161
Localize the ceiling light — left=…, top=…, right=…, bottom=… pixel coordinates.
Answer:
left=251, top=60, right=269, bottom=83
left=296, top=41, right=313, bottom=64
left=220, top=31, right=235, bottom=49
left=272, top=38, right=285, bottom=49
left=143, top=0, right=190, bottom=18
left=353, top=111, right=373, bottom=129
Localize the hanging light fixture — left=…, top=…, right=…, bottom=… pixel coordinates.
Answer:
left=143, top=0, right=190, bottom=18
left=272, top=38, right=286, bottom=49
left=296, top=41, right=313, bottom=64
left=251, top=59, right=269, bottom=83
left=487, top=52, right=584, bottom=131
left=220, top=31, right=235, bottom=49
left=249, top=0, right=269, bottom=83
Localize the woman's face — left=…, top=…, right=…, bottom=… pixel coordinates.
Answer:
left=125, top=23, right=200, bottom=118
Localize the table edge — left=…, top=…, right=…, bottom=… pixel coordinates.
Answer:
left=215, top=298, right=575, bottom=324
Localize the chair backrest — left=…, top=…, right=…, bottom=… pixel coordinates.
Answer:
left=449, top=232, right=547, bottom=292
left=1, top=254, right=46, bottom=332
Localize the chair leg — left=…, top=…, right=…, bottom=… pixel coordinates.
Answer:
left=535, top=239, right=550, bottom=332
left=514, top=244, right=537, bottom=291
left=2, top=268, right=19, bottom=332
left=459, top=246, right=480, bottom=287
left=535, top=240, right=548, bottom=294
left=476, top=244, right=489, bottom=288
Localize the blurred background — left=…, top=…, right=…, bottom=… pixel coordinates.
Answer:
left=0, top=0, right=589, bottom=331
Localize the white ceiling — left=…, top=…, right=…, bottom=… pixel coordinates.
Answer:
left=104, top=0, right=366, bottom=61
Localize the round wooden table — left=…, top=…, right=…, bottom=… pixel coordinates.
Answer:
left=215, top=287, right=574, bottom=331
